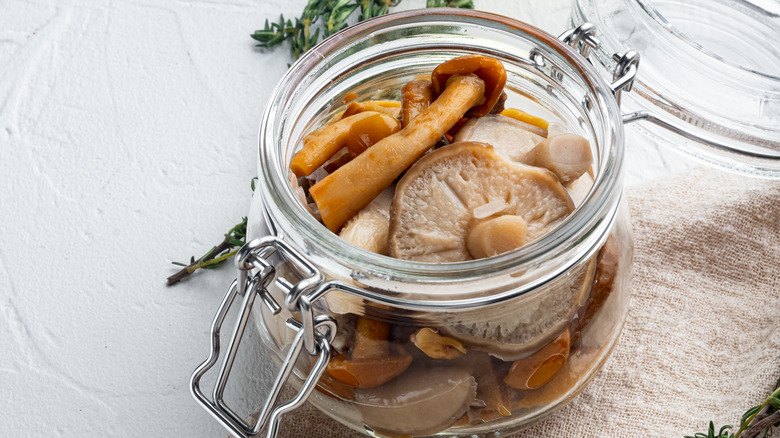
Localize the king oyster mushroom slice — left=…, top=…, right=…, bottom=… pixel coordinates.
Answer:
left=353, top=366, right=477, bottom=436
left=442, top=256, right=596, bottom=360
left=387, top=141, right=598, bottom=359
left=338, top=187, right=394, bottom=255
left=567, top=171, right=594, bottom=207
left=522, top=133, right=593, bottom=186
left=388, top=141, right=574, bottom=262
left=454, top=114, right=545, bottom=162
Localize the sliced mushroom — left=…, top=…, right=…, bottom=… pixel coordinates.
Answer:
left=566, top=171, right=594, bottom=207
left=387, top=141, right=573, bottom=262
left=353, top=366, right=477, bottom=436
left=341, top=100, right=402, bottom=119
left=522, top=133, right=593, bottom=185
left=503, top=329, right=571, bottom=390
left=454, top=114, right=545, bottom=162
left=410, top=327, right=467, bottom=359
left=440, top=257, right=596, bottom=360
left=338, top=187, right=394, bottom=255
left=467, top=215, right=529, bottom=259
left=327, top=316, right=412, bottom=389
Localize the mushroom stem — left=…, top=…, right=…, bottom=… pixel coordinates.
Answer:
left=352, top=316, right=391, bottom=358
left=310, top=75, right=486, bottom=232
left=467, top=215, right=528, bottom=259
left=401, top=79, right=434, bottom=128
left=522, top=134, right=592, bottom=185
left=290, top=111, right=384, bottom=178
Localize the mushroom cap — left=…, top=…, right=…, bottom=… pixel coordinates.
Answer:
left=431, top=55, right=507, bottom=118
left=353, top=366, right=477, bottom=436
left=454, top=114, right=544, bottom=162
left=440, top=256, right=597, bottom=360
left=388, top=142, right=574, bottom=262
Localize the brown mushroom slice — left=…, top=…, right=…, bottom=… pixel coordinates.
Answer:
left=327, top=316, right=413, bottom=389
left=338, top=187, right=394, bottom=255
left=310, top=75, right=486, bottom=232
left=410, top=327, right=467, bottom=359
left=353, top=366, right=477, bottom=436
left=522, top=133, right=593, bottom=185
left=327, top=353, right=412, bottom=389
left=503, top=329, right=571, bottom=390
left=454, top=114, right=545, bottom=162
left=388, top=142, right=574, bottom=262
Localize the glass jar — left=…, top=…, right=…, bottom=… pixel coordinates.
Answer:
left=192, top=9, right=635, bottom=438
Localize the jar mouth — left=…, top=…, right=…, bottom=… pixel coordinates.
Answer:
left=258, top=9, right=623, bottom=291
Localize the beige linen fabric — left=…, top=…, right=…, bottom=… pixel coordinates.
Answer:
left=261, top=168, right=780, bottom=438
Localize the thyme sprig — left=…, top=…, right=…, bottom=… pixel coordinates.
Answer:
left=167, top=178, right=257, bottom=286
left=250, top=0, right=474, bottom=60
left=685, top=378, right=780, bottom=438
left=426, top=0, right=474, bottom=7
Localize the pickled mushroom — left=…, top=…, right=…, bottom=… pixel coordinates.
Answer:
left=410, top=327, right=467, bottom=360
left=327, top=316, right=412, bottom=389
left=387, top=141, right=574, bottom=262
left=432, top=55, right=507, bottom=117
left=401, top=79, right=434, bottom=128
left=522, top=133, right=593, bottom=185
left=441, top=257, right=596, bottom=361
left=338, top=187, right=394, bottom=255
left=454, top=114, right=545, bottom=161
left=341, top=100, right=402, bottom=120
left=503, top=329, right=571, bottom=390
left=353, top=366, right=477, bottom=436
left=290, top=111, right=387, bottom=178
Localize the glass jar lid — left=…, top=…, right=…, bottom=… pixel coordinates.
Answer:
left=573, top=0, right=780, bottom=178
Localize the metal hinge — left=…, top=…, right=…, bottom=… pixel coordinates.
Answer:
left=560, top=23, right=641, bottom=108
left=190, top=236, right=336, bottom=438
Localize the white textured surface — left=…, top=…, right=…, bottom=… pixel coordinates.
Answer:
left=0, top=1, right=698, bottom=437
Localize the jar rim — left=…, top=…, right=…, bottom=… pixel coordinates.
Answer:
left=257, top=9, right=624, bottom=299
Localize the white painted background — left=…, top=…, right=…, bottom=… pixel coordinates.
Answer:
left=0, top=0, right=698, bottom=436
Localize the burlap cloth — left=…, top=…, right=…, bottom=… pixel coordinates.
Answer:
left=264, top=168, right=780, bottom=437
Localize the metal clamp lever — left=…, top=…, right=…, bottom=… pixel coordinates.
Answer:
left=191, top=237, right=335, bottom=438
left=560, top=23, right=640, bottom=109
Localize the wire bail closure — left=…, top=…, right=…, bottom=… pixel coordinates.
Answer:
left=560, top=23, right=640, bottom=108
left=190, top=236, right=335, bottom=438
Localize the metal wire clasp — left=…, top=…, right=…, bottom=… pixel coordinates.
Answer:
left=560, top=23, right=640, bottom=108
left=190, top=236, right=336, bottom=438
